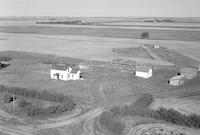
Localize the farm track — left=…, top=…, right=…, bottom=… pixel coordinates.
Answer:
left=141, top=45, right=161, bottom=60
left=38, top=107, right=103, bottom=129
left=0, top=107, right=104, bottom=135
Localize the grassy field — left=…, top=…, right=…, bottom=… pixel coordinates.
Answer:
left=0, top=51, right=200, bottom=107
left=112, top=47, right=152, bottom=59
left=1, top=18, right=200, bottom=135
left=1, top=25, right=200, bottom=41
left=147, top=45, right=200, bottom=68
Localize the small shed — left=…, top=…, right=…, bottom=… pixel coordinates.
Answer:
left=169, top=75, right=185, bottom=86
left=180, top=67, right=197, bottom=79
left=135, top=66, right=152, bottom=79
left=153, top=45, right=160, bottom=49
left=79, top=63, right=89, bottom=70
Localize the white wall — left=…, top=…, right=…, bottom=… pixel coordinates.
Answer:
left=50, top=69, right=81, bottom=81
left=135, top=69, right=152, bottom=79
left=50, top=69, right=69, bottom=81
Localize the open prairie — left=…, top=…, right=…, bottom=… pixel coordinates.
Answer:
left=0, top=18, right=200, bottom=135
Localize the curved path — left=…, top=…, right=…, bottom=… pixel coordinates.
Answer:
left=38, top=107, right=103, bottom=129
left=0, top=107, right=104, bottom=135
left=128, top=123, right=200, bottom=135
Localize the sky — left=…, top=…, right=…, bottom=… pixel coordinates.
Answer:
left=0, top=0, right=200, bottom=17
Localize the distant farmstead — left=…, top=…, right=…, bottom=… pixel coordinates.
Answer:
left=135, top=66, right=152, bottom=79
left=50, top=64, right=81, bottom=81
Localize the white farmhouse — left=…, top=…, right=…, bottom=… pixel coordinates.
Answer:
left=50, top=64, right=81, bottom=81
left=135, top=66, right=152, bottom=79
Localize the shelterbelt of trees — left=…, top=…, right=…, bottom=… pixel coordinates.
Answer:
left=0, top=85, right=76, bottom=117
left=99, top=94, right=200, bottom=135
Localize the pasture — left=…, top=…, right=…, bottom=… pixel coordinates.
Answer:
left=1, top=25, right=200, bottom=41
left=1, top=18, right=200, bottom=135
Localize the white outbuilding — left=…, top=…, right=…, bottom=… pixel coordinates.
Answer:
left=169, top=75, right=185, bottom=86
left=79, top=63, right=89, bottom=70
left=153, top=45, right=160, bottom=49
left=50, top=64, right=81, bottom=81
left=135, top=66, right=152, bottom=79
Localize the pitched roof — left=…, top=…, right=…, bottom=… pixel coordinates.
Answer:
left=170, top=75, right=185, bottom=80
left=136, top=66, right=151, bottom=72
left=71, top=68, right=80, bottom=73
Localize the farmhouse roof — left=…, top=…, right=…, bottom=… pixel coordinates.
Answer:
left=170, top=75, right=185, bottom=80
left=71, top=68, right=79, bottom=73
left=136, top=66, right=151, bottom=72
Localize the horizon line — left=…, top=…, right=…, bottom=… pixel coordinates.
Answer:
left=1, top=16, right=200, bottom=18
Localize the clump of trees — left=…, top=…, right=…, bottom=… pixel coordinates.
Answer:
left=141, top=32, right=149, bottom=39
left=110, top=93, right=154, bottom=116
left=99, top=94, right=153, bottom=135
left=109, top=93, right=200, bottom=129
left=0, top=85, right=76, bottom=117
left=99, top=111, right=125, bottom=135
left=147, top=108, right=200, bottom=128
left=18, top=99, right=76, bottom=117
left=0, top=55, right=12, bottom=61
left=0, top=85, right=74, bottom=103
left=134, top=93, right=153, bottom=107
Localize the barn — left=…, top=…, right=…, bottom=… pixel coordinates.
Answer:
left=135, top=66, right=152, bottom=79
left=169, top=75, right=185, bottom=86
left=180, top=67, right=197, bottom=79
left=50, top=64, right=81, bottom=81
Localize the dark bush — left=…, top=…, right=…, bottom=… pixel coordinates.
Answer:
left=3, top=93, right=16, bottom=103
left=99, top=111, right=125, bottom=135
left=110, top=94, right=154, bottom=117
left=0, top=56, right=12, bottom=61
left=134, top=93, right=154, bottom=107
left=18, top=99, right=76, bottom=117
left=0, top=85, right=74, bottom=104
left=18, top=100, right=31, bottom=108
left=141, top=32, right=149, bottom=39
